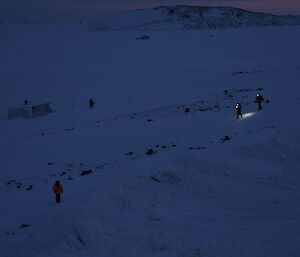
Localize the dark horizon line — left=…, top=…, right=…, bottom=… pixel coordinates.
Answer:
left=131, top=4, right=300, bottom=17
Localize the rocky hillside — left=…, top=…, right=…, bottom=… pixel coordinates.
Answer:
left=90, top=5, right=300, bottom=30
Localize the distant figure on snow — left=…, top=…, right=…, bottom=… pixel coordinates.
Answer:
left=236, top=103, right=243, bottom=119
left=53, top=180, right=63, bottom=203
left=255, top=93, right=264, bottom=110
left=89, top=98, right=94, bottom=109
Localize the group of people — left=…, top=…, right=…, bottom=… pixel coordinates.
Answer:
left=236, top=93, right=265, bottom=119
left=52, top=93, right=265, bottom=203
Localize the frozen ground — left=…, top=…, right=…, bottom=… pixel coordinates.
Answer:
left=0, top=24, right=300, bottom=257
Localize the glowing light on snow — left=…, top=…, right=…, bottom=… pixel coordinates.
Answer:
left=242, top=112, right=256, bottom=119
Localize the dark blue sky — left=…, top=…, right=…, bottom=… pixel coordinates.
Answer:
left=1, top=0, right=300, bottom=20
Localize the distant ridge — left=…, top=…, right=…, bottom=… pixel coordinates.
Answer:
left=90, top=5, right=300, bottom=31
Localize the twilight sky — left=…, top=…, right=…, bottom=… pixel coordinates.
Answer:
left=1, top=0, right=300, bottom=20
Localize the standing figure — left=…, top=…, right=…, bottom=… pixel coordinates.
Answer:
left=255, top=93, right=264, bottom=110
left=236, top=103, right=243, bottom=119
left=53, top=180, right=63, bottom=203
left=89, top=98, right=95, bottom=109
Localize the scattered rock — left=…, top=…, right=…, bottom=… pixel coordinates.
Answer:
left=232, top=70, right=261, bottom=76
left=184, top=107, right=190, bottom=113
left=238, top=88, right=252, bottom=92
left=80, top=169, right=93, bottom=176
left=59, top=171, right=66, bottom=177
left=150, top=171, right=181, bottom=185
left=125, top=152, right=133, bottom=156
left=150, top=175, right=160, bottom=183
left=47, top=162, right=54, bottom=166
left=224, top=90, right=233, bottom=98
left=25, top=185, right=33, bottom=191
left=64, top=127, right=74, bottom=131
left=146, top=148, right=155, bottom=156
left=5, top=230, right=15, bottom=235
left=189, top=146, right=206, bottom=150
left=19, top=224, right=31, bottom=229
left=199, top=107, right=213, bottom=112
left=220, top=135, right=231, bottom=143
left=146, top=213, right=164, bottom=222
left=136, top=35, right=150, bottom=40
left=6, top=179, right=16, bottom=185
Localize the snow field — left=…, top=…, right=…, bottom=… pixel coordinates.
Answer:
left=0, top=24, right=300, bottom=257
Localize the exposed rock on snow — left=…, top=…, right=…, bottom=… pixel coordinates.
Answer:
left=189, top=146, right=207, bottom=150
left=25, top=185, right=33, bottom=191
left=90, top=5, right=300, bottom=31
left=146, top=148, right=156, bottom=156
left=80, top=169, right=93, bottom=176
left=19, top=224, right=31, bottom=229
left=150, top=171, right=182, bottom=185
left=136, top=35, right=150, bottom=40
left=220, top=135, right=232, bottom=143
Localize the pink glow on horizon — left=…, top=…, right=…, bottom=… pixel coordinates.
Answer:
left=42, top=1, right=300, bottom=15
left=1, top=0, right=300, bottom=19
left=202, top=0, right=300, bottom=15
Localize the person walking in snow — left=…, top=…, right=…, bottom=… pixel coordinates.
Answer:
left=255, top=93, right=264, bottom=110
left=89, top=98, right=95, bottom=109
left=236, top=103, right=242, bottom=119
left=53, top=180, right=63, bottom=203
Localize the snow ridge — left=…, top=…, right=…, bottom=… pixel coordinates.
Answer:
left=90, top=5, right=300, bottom=31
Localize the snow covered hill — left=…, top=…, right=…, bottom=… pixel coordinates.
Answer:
left=90, top=5, right=300, bottom=31
left=0, top=24, right=300, bottom=257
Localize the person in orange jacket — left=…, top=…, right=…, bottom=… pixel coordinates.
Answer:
left=53, top=180, right=63, bottom=203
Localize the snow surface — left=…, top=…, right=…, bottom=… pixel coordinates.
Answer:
left=0, top=23, right=300, bottom=257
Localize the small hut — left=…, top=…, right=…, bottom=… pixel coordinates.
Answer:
left=8, top=102, right=53, bottom=119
